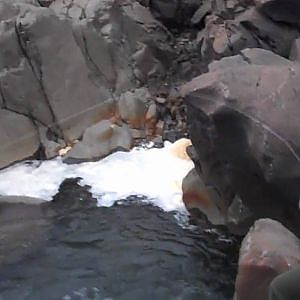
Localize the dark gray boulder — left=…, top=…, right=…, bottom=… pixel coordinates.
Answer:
left=16, top=6, right=112, bottom=142
left=0, top=109, right=40, bottom=169
left=0, top=3, right=55, bottom=128
left=181, top=48, right=300, bottom=234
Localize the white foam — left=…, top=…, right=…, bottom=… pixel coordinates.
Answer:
left=0, top=142, right=194, bottom=213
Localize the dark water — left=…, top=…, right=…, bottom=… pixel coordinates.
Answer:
left=0, top=179, right=239, bottom=300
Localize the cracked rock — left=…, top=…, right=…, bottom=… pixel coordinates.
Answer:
left=0, top=109, right=40, bottom=169
left=181, top=48, right=300, bottom=234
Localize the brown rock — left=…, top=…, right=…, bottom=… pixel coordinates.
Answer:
left=234, top=219, right=300, bottom=300
left=182, top=168, right=226, bottom=225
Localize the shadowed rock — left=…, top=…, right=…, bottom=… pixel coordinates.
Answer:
left=181, top=48, right=300, bottom=234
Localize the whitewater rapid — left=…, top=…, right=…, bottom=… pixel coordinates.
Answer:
left=0, top=141, right=194, bottom=213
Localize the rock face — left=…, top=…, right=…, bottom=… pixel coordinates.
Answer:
left=181, top=48, right=300, bottom=234
left=234, top=219, right=300, bottom=300
left=290, top=38, right=300, bottom=62
left=0, top=109, right=40, bottom=169
left=64, top=120, right=133, bottom=163
left=0, top=0, right=173, bottom=167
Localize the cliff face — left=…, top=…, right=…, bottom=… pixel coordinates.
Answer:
left=0, top=0, right=174, bottom=168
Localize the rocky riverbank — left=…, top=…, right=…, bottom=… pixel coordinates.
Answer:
left=1, top=0, right=300, bottom=298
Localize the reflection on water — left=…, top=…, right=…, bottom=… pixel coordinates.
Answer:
left=0, top=179, right=239, bottom=300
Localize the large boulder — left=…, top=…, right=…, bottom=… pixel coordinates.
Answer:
left=234, top=219, right=300, bottom=300
left=64, top=120, right=133, bottom=163
left=0, top=109, right=40, bottom=169
left=254, top=0, right=300, bottom=27
left=181, top=48, right=300, bottom=234
left=16, top=6, right=113, bottom=141
left=0, top=3, right=55, bottom=128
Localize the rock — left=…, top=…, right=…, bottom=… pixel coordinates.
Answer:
left=0, top=8, right=55, bottom=128
left=254, top=0, right=300, bottom=27
left=290, top=38, right=300, bottom=62
left=234, top=219, right=300, bottom=300
left=236, top=8, right=300, bottom=57
left=68, top=0, right=173, bottom=93
left=132, top=43, right=165, bottom=83
left=197, top=14, right=258, bottom=62
left=118, top=88, right=152, bottom=129
left=64, top=120, right=133, bottom=163
left=208, top=48, right=291, bottom=72
left=182, top=168, right=226, bottom=225
left=16, top=6, right=112, bottom=141
left=181, top=49, right=300, bottom=234
left=198, top=7, right=300, bottom=65
left=191, top=0, right=212, bottom=26
left=0, top=109, right=40, bottom=169
left=150, top=0, right=200, bottom=26
left=38, top=125, right=66, bottom=159
left=50, top=0, right=88, bottom=18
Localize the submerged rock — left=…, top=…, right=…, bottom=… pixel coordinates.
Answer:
left=234, top=219, right=300, bottom=300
